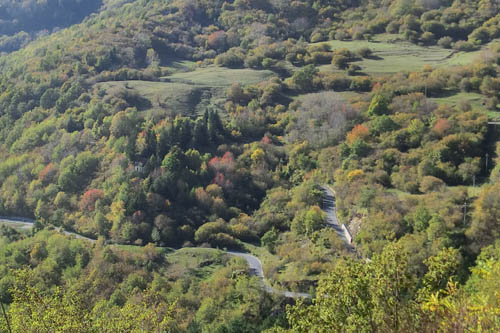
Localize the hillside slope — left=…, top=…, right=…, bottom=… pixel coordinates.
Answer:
left=1, top=0, right=500, bottom=331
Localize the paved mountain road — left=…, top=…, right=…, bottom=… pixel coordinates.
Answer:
left=1, top=184, right=346, bottom=299
left=0, top=217, right=310, bottom=298
left=0, top=217, right=96, bottom=242
left=228, top=251, right=311, bottom=298
left=320, top=185, right=354, bottom=248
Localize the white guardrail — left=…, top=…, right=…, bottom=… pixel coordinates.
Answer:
left=341, top=224, right=353, bottom=244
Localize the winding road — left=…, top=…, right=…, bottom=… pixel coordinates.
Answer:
left=321, top=185, right=354, bottom=248
left=1, top=185, right=345, bottom=299
left=227, top=251, right=310, bottom=298
left=0, top=217, right=96, bottom=242
left=0, top=217, right=310, bottom=298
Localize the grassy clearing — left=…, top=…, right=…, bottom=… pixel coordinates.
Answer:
left=96, top=80, right=206, bottom=117
left=430, top=91, right=500, bottom=121
left=110, top=245, right=226, bottom=265
left=389, top=185, right=483, bottom=202
left=316, top=35, right=486, bottom=75
left=111, top=243, right=163, bottom=254
left=167, top=60, right=197, bottom=72
left=166, top=66, right=273, bottom=87
left=112, top=246, right=230, bottom=280
left=486, top=110, right=500, bottom=120
left=166, top=247, right=224, bottom=266
left=431, top=92, right=487, bottom=112
left=312, top=36, right=496, bottom=119
left=165, top=247, right=232, bottom=280
left=95, top=66, right=273, bottom=117
left=0, top=221, right=31, bottom=231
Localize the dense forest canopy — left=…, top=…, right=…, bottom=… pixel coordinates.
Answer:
left=0, top=0, right=102, bottom=52
left=0, top=0, right=102, bottom=35
left=0, top=0, right=500, bottom=331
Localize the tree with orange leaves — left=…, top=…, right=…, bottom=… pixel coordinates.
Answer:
left=347, top=124, right=370, bottom=144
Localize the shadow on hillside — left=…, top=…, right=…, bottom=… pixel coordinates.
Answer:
left=365, top=54, right=383, bottom=60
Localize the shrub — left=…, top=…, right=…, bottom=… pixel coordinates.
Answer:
left=334, top=30, right=349, bottom=41
left=421, top=21, right=445, bottom=38
left=350, top=76, right=372, bottom=92
left=215, top=51, right=244, bottom=68
left=367, top=94, right=390, bottom=116
left=370, top=115, right=398, bottom=135
left=350, top=139, right=370, bottom=157
left=310, top=32, right=325, bottom=43
left=347, top=169, right=364, bottom=181
left=469, top=28, right=490, bottom=45
left=309, top=51, right=333, bottom=64
left=391, top=166, right=420, bottom=193
left=421, top=32, right=436, bottom=45
left=357, top=47, right=373, bottom=58
left=432, top=118, right=451, bottom=137
left=321, top=73, right=351, bottom=91
left=459, top=78, right=472, bottom=92
left=419, top=176, right=445, bottom=193
left=332, top=54, right=350, bottom=69
left=347, top=64, right=362, bottom=75
left=454, top=41, right=476, bottom=52
left=352, top=31, right=365, bottom=40
left=291, top=64, right=319, bottom=92
left=437, top=36, right=453, bottom=49
left=386, top=21, right=400, bottom=34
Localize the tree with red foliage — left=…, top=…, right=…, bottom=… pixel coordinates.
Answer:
left=432, top=118, right=451, bottom=137
left=80, top=189, right=104, bottom=212
left=213, top=172, right=232, bottom=190
left=207, top=30, right=227, bottom=50
left=208, top=151, right=235, bottom=173
left=38, top=163, right=57, bottom=184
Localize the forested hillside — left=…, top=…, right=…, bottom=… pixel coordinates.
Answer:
left=1, top=0, right=500, bottom=331
left=0, top=0, right=103, bottom=52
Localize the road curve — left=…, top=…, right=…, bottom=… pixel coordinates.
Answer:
left=227, top=251, right=311, bottom=298
left=320, top=185, right=354, bottom=249
left=0, top=217, right=310, bottom=298
left=0, top=217, right=96, bottom=242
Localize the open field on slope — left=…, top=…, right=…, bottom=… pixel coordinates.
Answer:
left=328, top=89, right=497, bottom=120
left=166, top=66, right=273, bottom=86
left=340, top=89, right=497, bottom=119
left=430, top=91, right=500, bottom=120
left=165, top=247, right=228, bottom=280
left=95, top=67, right=273, bottom=117
left=430, top=91, right=488, bottom=112
left=316, top=35, right=486, bottom=75
left=111, top=245, right=228, bottom=279
left=311, top=35, right=499, bottom=119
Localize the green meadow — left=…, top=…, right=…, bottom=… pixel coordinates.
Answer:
left=96, top=67, right=273, bottom=117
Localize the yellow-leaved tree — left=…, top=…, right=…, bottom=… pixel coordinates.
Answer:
left=2, top=270, right=176, bottom=333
